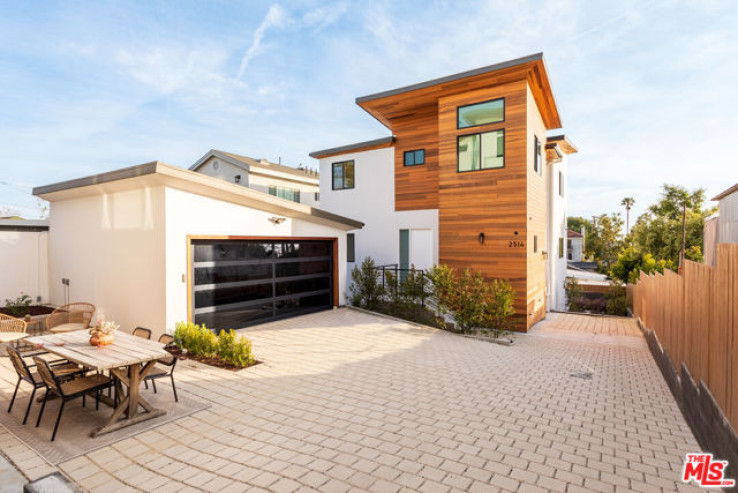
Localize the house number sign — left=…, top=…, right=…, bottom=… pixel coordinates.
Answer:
left=509, top=240, right=525, bottom=248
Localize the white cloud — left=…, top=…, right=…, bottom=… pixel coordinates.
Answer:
left=236, top=4, right=288, bottom=80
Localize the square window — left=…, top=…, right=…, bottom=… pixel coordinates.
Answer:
left=332, top=161, right=355, bottom=190
left=457, top=129, right=504, bottom=172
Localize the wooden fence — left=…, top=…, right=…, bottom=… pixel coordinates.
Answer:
left=632, top=243, right=738, bottom=429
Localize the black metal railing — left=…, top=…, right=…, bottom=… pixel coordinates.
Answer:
left=373, top=264, right=431, bottom=307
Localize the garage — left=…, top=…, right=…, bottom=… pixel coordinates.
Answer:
left=191, top=237, right=336, bottom=331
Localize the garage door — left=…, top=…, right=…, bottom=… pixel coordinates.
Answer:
left=191, top=239, right=334, bottom=331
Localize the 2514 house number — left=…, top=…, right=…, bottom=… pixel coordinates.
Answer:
left=509, top=240, right=525, bottom=248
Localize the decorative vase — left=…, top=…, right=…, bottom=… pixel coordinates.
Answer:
left=90, top=333, right=114, bottom=346
left=24, top=314, right=31, bottom=322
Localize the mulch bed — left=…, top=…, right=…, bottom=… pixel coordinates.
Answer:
left=165, top=346, right=261, bottom=372
left=0, top=305, right=55, bottom=316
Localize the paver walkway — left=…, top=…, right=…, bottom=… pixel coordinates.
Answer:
left=532, top=312, right=642, bottom=337
left=0, top=309, right=701, bottom=492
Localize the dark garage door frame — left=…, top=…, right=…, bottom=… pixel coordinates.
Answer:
left=187, top=235, right=339, bottom=330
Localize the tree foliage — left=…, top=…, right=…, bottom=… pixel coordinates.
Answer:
left=629, top=184, right=712, bottom=266
left=610, top=246, right=674, bottom=284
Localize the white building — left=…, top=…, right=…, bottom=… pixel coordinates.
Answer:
left=33, top=161, right=361, bottom=337
left=567, top=228, right=585, bottom=262
left=190, top=150, right=320, bottom=207
left=0, top=219, right=49, bottom=303
left=704, top=183, right=738, bottom=266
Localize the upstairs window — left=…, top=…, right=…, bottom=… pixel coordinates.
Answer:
left=332, top=160, right=355, bottom=190
left=457, top=98, right=504, bottom=129
left=404, top=149, right=425, bottom=166
left=534, top=136, right=542, bottom=175
left=458, top=129, right=504, bottom=172
left=268, top=186, right=300, bottom=203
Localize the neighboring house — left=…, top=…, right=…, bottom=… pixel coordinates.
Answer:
left=190, top=150, right=320, bottom=207
left=567, top=229, right=585, bottom=262
left=33, top=162, right=361, bottom=337
left=704, top=183, right=738, bottom=266
left=0, top=218, right=49, bottom=303
left=310, top=53, right=577, bottom=329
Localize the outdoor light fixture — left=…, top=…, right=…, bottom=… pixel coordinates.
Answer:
left=478, top=232, right=485, bottom=244
left=268, top=216, right=286, bottom=225
left=234, top=174, right=241, bottom=183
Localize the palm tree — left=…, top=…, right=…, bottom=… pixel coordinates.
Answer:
left=621, top=197, right=635, bottom=234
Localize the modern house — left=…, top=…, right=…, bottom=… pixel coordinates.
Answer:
left=310, top=53, right=577, bottom=329
left=190, top=150, right=320, bottom=207
left=704, top=182, right=738, bottom=266
left=567, top=228, right=585, bottom=262
left=32, top=162, right=361, bottom=337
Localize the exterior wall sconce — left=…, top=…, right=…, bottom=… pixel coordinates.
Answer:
left=268, top=216, right=286, bottom=225
left=478, top=233, right=485, bottom=244
left=234, top=174, right=241, bottom=183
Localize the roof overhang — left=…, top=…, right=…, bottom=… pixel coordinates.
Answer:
left=309, top=136, right=395, bottom=159
left=190, top=150, right=318, bottom=186
left=33, top=162, right=362, bottom=230
left=712, top=183, right=738, bottom=201
left=356, top=53, right=562, bottom=130
left=546, top=135, right=578, bottom=154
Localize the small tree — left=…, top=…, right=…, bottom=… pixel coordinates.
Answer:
left=486, top=279, right=516, bottom=336
left=348, top=257, right=384, bottom=310
left=605, top=281, right=628, bottom=316
left=426, top=264, right=456, bottom=319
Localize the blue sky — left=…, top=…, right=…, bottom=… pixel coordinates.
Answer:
left=1, top=0, right=736, bottom=222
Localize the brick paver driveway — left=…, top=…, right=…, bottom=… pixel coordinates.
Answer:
left=0, top=309, right=701, bottom=492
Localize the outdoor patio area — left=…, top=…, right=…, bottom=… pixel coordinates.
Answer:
left=0, top=309, right=701, bottom=492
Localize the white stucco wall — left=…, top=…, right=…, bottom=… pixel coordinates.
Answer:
left=163, top=187, right=347, bottom=333
left=47, top=188, right=167, bottom=334
left=196, top=156, right=320, bottom=207
left=546, top=154, right=568, bottom=311
left=0, top=230, right=49, bottom=303
left=568, top=236, right=584, bottom=262
left=316, top=147, right=438, bottom=283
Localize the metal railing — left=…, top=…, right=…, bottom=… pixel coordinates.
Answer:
left=373, top=264, right=431, bottom=307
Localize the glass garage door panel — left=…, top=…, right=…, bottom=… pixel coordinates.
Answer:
left=192, top=239, right=333, bottom=331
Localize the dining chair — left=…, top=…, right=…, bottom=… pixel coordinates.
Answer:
left=33, top=357, right=112, bottom=441
left=6, top=347, right=83, bottom=425
left=143, top=334, right=179, bottom=402
left=132, top=327, right=152, bottom=340
left=46, top=303, right=95, bottom=333
left=0, top=314, right=27, bottom=345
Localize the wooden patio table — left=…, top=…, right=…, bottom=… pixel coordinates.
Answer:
left=26, top=330, right=171, bottom=437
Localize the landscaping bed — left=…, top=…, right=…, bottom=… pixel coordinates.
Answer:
left=164, top=345, right=261, bottom=371
left=0, top=305, right=54, bottom=317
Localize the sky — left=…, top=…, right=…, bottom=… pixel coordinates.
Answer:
left=0, top=0, right=736, bottom=222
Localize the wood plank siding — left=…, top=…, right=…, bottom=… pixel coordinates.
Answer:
left=394, top=105, right=439, bottom=210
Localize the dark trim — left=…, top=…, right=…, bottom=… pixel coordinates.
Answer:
left=456, top=129, right=505, bottom=173
left=32, top=161, right=159, bottom=196
left=310, top=136, right=396, bottom=159
left=331, top=160, right=355, bottom=191
left=403, top=149, right=425, bottom=167
left=456, top=97, right=505, bottom=130
left=356, top=53, right=543, bottom=103
left=0, top=225, right=49, bottom=232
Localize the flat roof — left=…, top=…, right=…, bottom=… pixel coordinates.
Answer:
left=33, top=162, right=363, bottom=230
left=0, top=218, right=49, bottom=231
left=309, top=136, right=395, bottom=159
left=712, top=183, right=738, bottom=201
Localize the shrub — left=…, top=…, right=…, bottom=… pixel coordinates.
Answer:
left=4, top=292, right=32, bottom=317
left=174, top=322, right=255, bottom=366
left=605, top=281, right=629, bottom=316
left=610, top=246, right=674, bottom=284
left=349, top=257, right=385, bottom=310
left=564, top=278, right=585, bottom=312
left=426, top=266, right=516, bottom=335
left=217, top=329, right=255, bottom=367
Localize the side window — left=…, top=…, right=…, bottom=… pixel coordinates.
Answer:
left=332, top=161, right=355, bottom=190
left=534, top=136, right=542, bottom=175
left=347, top=233, right=355, bottom=263
left=404, top=149, right=425, bottom=166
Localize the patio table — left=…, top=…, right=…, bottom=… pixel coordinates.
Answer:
left=26, top=330, right=171, bottom=437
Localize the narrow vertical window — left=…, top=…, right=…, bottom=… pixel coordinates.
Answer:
left=347, top=233, right=355, bottom=263
left=534, top=235, right=538, bottom=253
left=559, top=171, right=564, bottom=197
left=558, top=237, right=564, bottom=258
left=534, top=136, right=542, bottom=175
left=399, top=229, right=409, bottom=270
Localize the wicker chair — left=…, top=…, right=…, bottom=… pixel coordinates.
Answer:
left=0, top=314, right=27, bottom=344
left=46, top=303, right=95, bottom=334
left=132, top=327, right=152, bottom=340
